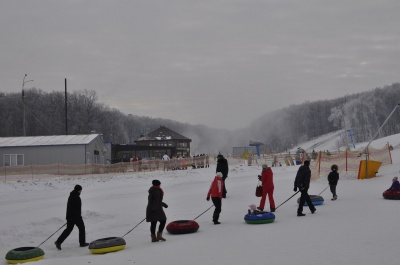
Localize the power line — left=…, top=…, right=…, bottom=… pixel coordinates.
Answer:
left=23, top=105, right=54, bottom=134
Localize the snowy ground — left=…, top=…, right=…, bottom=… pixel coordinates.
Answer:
left=1, top=134, right=400, bottom=265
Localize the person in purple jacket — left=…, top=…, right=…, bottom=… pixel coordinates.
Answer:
left=387, top=176, right=400, bottom=191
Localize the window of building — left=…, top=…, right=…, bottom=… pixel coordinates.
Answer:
left=3, top=154, right=24, bottom=166
left=178, top=142, right=187, bottom=147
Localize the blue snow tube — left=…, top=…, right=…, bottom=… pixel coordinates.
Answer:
left=244, top=212, right=275, bottom=224
left=297, top=195, right=324, bottom=206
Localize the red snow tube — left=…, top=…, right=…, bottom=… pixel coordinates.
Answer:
left=166, top=220, right=199, bottom=234
left=383, top=190, right=400, bottom=200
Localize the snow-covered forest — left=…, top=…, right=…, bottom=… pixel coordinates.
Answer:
left=1, top=83, right=400, bottom=154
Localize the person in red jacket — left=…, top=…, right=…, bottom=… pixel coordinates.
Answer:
left=257, top=164, right=276, bottom=212
left=207, top=172, right=224, bottom=224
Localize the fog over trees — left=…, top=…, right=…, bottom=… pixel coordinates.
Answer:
left=1, top=83, right=400, bottom=154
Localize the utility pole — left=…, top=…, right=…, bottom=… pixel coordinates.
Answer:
left=65, top=78, right=68, bottom=135
left=22, top=74, right=33, bottom=136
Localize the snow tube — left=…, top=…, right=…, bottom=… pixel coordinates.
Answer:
left=297, top=195, right=324, bottom=206
left=166, top=220, right=199, bottom=234
left=88, top=237, right=126, bottom=254
left=383, top=190, right=400, bottom=200
left=244, top=212, right=275, bottom=224
left=5, top=247, right=45, bottom=264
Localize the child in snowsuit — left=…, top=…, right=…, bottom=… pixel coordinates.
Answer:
left=387, top=176, right=400, bottom=191
left=257, top=164, right=275, bottom=212
left=207, top=172, right=224, bottom=224
left=328, top=164, right=339, bottom=200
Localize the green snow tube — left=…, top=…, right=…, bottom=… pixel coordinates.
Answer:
left=5, top=247, right=45, bottom=264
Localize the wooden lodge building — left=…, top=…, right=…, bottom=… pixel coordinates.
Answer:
left=111, top=126, right=192, bottom=162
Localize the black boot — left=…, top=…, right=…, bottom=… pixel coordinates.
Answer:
left=54, top=241, right=61, bottom=250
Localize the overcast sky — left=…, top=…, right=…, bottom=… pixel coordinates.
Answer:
left=1, top=0, right=399, bottom=130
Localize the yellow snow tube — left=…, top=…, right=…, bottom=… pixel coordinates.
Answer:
left=88, top=237, right=126, bottom=254
left=90, top=244, right=126, bottom=254
left=5, top=247, right=45, bottom=264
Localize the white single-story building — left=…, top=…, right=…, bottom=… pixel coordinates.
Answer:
left=0, top=134, right=107, bottom=166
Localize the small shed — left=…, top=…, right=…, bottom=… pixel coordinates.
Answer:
left=0, top=134, right=107, bottom=166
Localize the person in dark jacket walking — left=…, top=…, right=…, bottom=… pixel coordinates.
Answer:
left=294, top=160, right=316, bottom=216
left=207, top=172, right=224, bottom=224
left=55, top=185, right=89, bottom=250
left=146, top=179, right=168, bottom=242
left=328, top=164, right=339, bottom=200
left=216, top=154, right=229, bottom=198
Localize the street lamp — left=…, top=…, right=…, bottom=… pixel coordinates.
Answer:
left=22, top=74, right=33, bottom=136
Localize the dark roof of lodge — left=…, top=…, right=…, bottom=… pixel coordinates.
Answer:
left=136, top=126, right=191, bottom=142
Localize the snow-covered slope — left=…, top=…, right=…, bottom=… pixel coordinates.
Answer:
left=1, top=133, right=400, bottom=265
left=292, top=131, right=400, bottom=152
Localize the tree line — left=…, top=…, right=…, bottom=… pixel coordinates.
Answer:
left=1, top=83, right=399, bottom=154
left=244, top=83, right=400, bottom=152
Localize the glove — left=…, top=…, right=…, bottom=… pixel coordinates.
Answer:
left=162, top=202, right=168, bottom=208
left=293, top=187, right=298, bottom=192
left=206, top=197, right=210, bottom=201
left=258, top=175, right=261, bottom=180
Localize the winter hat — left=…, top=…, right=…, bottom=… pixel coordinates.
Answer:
left=217, top=154, right=223, bottom=159
left=262, top=164, right=269, bottom=169
left=74, top=185, right=82, bottom=191
left=216, top=172, right=223, bottom=178
left=303, top=160, right=310, bottom=166
left=152, top=179, right=161, bottom=186
left=393, top=176, right=398, bottom=182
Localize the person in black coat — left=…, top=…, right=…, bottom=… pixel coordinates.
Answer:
left=294, top=160, right=316, bottom=216
left=55, top=185, right=88, bottom=250
left=328, top=164, right=339, bottom=200
left=216, top=154, right=229, bottom=198
left=146, top=179, right=168, bottom=242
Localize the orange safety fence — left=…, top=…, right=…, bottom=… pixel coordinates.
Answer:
left=311, top=144, right=392, bottom=180
left=0, top=157, right=208, bottom=182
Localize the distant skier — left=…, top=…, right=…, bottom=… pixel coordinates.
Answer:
left=162, top=153, right=170, bottom=171
left=387, top=176, right=400, bottom=191
left=207, top=172, right=224, bottom=224
left=294, top=160, right=316, bottom=216
left=216, top=154, right=229, bottom=198
left=328, top=164, right=339, bottom=200
left=55, top=185, right=89, bottom=250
